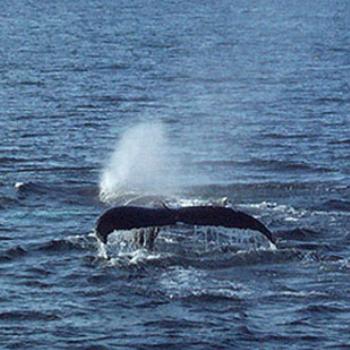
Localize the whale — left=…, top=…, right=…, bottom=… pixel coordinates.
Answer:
left=95, top=205, right=275, bottom=247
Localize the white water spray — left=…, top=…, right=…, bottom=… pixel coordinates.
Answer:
left=99, top=122, right=179, bottom=203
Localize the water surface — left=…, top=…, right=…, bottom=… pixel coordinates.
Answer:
left=1, top=1, right=350, bottom=349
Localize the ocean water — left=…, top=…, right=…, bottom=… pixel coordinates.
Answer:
left=1, top=1, right=350, bottom=349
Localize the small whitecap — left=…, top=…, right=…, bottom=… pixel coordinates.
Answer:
left=14, top=182, right=25, bottom=190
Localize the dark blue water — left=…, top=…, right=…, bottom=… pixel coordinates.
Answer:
left=1, top=1, right=350, bottom=349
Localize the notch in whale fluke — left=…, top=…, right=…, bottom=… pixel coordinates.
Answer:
left=95, top=205, right=275, bottom=246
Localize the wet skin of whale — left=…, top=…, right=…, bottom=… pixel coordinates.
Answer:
left=95, top=206, right=275, bottom=247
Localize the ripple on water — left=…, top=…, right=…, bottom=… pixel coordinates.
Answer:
left=0, top=310, right=61, bottom=322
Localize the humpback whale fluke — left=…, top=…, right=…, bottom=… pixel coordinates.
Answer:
left=95, top=205, right=275, bottom=246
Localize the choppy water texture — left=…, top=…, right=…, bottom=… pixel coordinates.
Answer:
left=1, top=1, right=350, bottom=349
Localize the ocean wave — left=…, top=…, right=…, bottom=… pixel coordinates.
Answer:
left=142, top=318, right=206, bottom=329
left=328, top=138, right=350, bottom=145
left=0, top=156, right=31, bottom=164
left=14, top=181, right=48, bottom=193
left=0, top=236, right=12, bottom=241
left=0, top=310, right=60, bottom=321
left=191, top=180, right=332, bottom=194
left=275, top=228, right=320, bottom=241
left=299, top=304, right=350, bottom=314
left=34, top=235, right=94, bottom=253
left=312, top=199, right=350, bottom=212
left=260, top=290, right=330, bottom=303
left=193, top=158, right=333, bottom=173
left=0, top=246, right=27, bottom=263
left=180, top=290, right=244, bottom=303
left=90, top=94, right=155, bottom=104
left=19, top=280, right=53, bottom=289
left=14, top=181, right=99, bottom=204
left=12, top=165, right=97, bottom=173
left=261, top=132, right=313, bottom=140
left=35, top=239, right=85, bottom=253
left=0, top=195, right=19, bottom=209
left=251, top=158, right=333, bottom=173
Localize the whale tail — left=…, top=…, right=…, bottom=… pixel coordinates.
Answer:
left=95, top=205, right=275, bottom=247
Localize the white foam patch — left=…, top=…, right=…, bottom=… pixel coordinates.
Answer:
left=106, top=249, right=171, bottom=267
left=278, top=290, right=329, bottom=298
left=159, top=266, right=251, bottom=299
left=239, top=201, right=307, bottom=222
left=14, top=182, right=25, bottom=190
left=128, top=249, right=162, bottom=264
left=176, top=196, right=230, bottom=208
left=96, top=240, right=108, bottom=259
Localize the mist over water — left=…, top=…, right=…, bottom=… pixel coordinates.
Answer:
left=99, top=122, right=180, bottom=203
